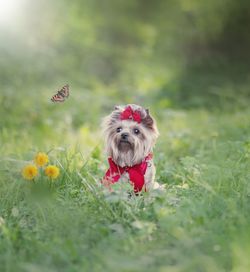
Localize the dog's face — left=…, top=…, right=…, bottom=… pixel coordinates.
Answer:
left=102, top=104, right=159, bottom=167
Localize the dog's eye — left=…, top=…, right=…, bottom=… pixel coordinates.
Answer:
left=116, top=127, right=122, bottom=133
left=133, top=128, right=140, bottom=134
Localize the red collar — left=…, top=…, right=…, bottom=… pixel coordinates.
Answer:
left=103, top=154, right=153, bottom=193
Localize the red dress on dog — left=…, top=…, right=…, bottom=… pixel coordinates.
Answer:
left=103, top=154, right=153, bottom=193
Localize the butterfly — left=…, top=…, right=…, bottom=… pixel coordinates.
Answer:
left=51, top=84, right=70, bottom=102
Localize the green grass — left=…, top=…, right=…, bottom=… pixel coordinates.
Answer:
left=1, top=0, right=250, bottom=270
left=0, top=105, right=250, bottom=272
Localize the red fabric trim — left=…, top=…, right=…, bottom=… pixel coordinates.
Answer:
left=103, top=154, right=153, bottom=193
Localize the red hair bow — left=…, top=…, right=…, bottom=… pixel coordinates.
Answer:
left=120, top=106, right=141, bottom=123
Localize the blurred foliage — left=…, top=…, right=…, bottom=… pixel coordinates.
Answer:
left=1, top=0, right=250, bottom=114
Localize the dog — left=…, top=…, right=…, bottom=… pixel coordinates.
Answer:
left=102, top=104, right=160, bottom=193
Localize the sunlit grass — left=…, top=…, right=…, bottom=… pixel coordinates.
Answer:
left=0, top=103, right=249, bottom=271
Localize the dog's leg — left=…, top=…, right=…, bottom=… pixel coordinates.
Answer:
left=144, top=160, right=164, bottom=191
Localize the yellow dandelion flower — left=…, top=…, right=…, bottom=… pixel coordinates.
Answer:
left=34, top=152, right=49, bottom=167
left=45, top=165, right=60, bottom=179
left=22, top=164, right=38, bottom=180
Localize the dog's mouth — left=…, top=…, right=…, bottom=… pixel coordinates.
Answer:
left=118, top=139, right=133, bottom=152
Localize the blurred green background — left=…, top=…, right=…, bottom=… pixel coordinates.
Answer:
left=1, top=1, right=250, bottom=271
left=1, top=0, right=250, bottom=133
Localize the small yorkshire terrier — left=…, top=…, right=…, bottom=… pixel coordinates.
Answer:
left=102, top=104, right=159, bottom=193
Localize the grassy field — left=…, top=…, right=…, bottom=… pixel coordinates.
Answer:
left=1, top=93, right=249, bottom=271
left=1, top=1, right=250, bottom=271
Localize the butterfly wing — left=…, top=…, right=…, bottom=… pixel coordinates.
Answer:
left=58, top=84, right=69, bottom=98
left=51, top=94, right=65, bottom=102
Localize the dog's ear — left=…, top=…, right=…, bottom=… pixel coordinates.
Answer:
left=114, top=105, right=122, bottom=111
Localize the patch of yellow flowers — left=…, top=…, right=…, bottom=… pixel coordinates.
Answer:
left=22, top=152, right=60, bottom=181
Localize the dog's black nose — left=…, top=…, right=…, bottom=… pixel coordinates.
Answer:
left=121, top=133, right=129, bottom=140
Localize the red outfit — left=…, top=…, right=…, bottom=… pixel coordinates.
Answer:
left=103, top=154, right=152, bottom=193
